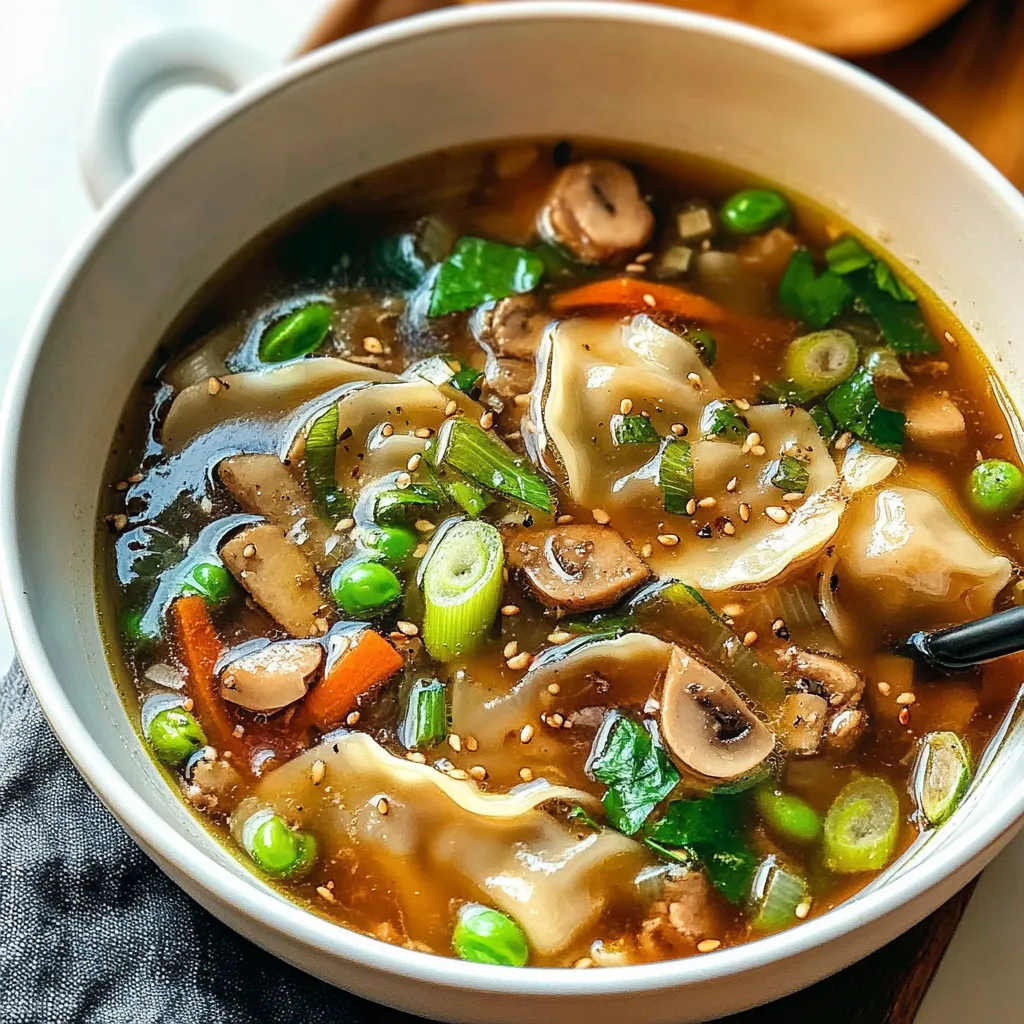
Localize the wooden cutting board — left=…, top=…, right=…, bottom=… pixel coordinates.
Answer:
left=295, top=2, right=1020, bottom=1018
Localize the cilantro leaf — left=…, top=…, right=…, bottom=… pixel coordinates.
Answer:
left=429, top=237, right=544, bottom=317
left=847, top=268, right=937, bottom=353
left=824, top=366, right=905, bottom=450
left=825, top=236, right=875, bottom=275
left=590, top=713, right=680, bottom=835
left=778, top=249, right=852, bottom=329
left=872, top=260, right=917, bottom=302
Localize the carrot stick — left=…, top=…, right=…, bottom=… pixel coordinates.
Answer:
left=171, top=595, right=240, bottom=757
left=305, top=629, right=404, bottom=731
left=549, top=276, right=790, bottom=337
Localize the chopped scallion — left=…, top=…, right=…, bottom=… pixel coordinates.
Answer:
left=657, top=438, right=694, bottom=514
left=699, top=399, right=748, bottom=442
left=769, top=455, right=810, bottom=494
left=374, top=483, right=443, bottom=524
left=823, top=776, right=899, bottom=874
left=912, top=731, right=971, bottom=828
left=749, top=856, right=808, bottom=931
left=304, top=403, right=349, bottom=518
left=611, top=414, right=659, bottom=445
left=399, top=677, right=448, bottom=750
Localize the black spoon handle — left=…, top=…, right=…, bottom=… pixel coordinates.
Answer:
left=898, top=604, right=1024, bottom=673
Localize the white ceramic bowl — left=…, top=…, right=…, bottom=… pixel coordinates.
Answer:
left=5, top=5, right=1024, bottom=1021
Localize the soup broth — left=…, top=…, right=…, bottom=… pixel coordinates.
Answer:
left=98, top=140, right=1024, bottom=968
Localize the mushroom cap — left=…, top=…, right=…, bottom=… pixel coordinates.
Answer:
left=660, top=647, right=775, bottom=781
left=504, top=524, right=650, bottom=611
left=220, top=640, right=323, bottom=712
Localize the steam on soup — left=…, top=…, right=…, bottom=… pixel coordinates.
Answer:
left=99, top=141, right=1024, bottom=968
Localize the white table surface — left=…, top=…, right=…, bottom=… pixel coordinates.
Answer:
left=0, top=3, right=1019, bottom=1020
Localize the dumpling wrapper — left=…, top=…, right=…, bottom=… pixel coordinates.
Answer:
left=820, top=483, right=1013, bottom=645
left=234, top=732, right=648, bottom=959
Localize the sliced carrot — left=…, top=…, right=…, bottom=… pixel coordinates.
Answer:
left=304, top=629, right=404, bottom=731
left=549, top=276, right=790, bottom=337
left=171, top=595, right=240, bottom=757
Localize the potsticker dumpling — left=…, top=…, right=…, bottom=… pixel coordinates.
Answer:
left=233, top=732, right=649, bottom=959
left=821, top=484, right=1013, bottom=644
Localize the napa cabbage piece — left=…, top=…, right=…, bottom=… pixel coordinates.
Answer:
left=162, top=358, right=395, bottom=451
left=820, top=483, right=1013, bottom=645
left=232, top=731, right=649, bottom=959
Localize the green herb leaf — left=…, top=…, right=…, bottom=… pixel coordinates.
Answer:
left=809, top=404, right=837, bottom=443
left=689, top=328, right=717, bottom=367
left=429, top=237, right=544, bottom=317
left=374, top=483, right=443, bottom=523
left=846, top=268, right=937, bottom=353
left=451, top=366, right=484, bottom=395
left=778, top=249, right=852, bottom=329
left=399, top=677, right=448, bottom=750
left=304, top=403, right=350, bottom=518
left=759, top=379, right=818, bottom=407
left=824, top=236, right=874, bottom=275
left=769, top=454, right=810, bottom=494
left=699, top=400, right=748, bottom=442
left=590, top=714, right=680, bottom=835
left=259, top=302, right=333, bottom=363
left=657, top=438, right=694, bottom=514
left=611, top=414, right=660, bottom=445
left=567, top=805, right=603, bottom=830
left=824, top=366, right=905, bottom=450
left=873, top=260, right=916, bottom=302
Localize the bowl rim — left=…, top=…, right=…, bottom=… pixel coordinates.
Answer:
left=5, top=0, right=1024, bottom=998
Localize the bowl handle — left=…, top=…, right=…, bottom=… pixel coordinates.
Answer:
left=79, top=27, right=273, bottom=207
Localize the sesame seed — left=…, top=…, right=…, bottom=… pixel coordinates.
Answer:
left=316, top=885, right=336, bottom=902
left=685, top=498, right=697, bottom=516
left=795, top=901, right=811, bottom=920
left=106, top=513, right=128, bottom=532
left=698, top=496, right=717, bottom=509
left=450, top=768, right=471, bottom=781
left=519, top=767, right=534, bottom=782
left=513, top=393, right=531, bottom=407
left=346, top=711, right=361, bottom=726
left=336, top=517, right=355, bottom=532
left=782, top=492, right=804, bottom=503
left=697, top=939, right=722, bottom=953
left=547, top=631, right=572, bottom=644
left=200, top=496, right=214, bottom=514
left=548, top=713, right=565, bottom=728
left=469, top=765, right=488, bottom=781
left=479, top=411, right=494, bottom=430
left=242, top=543, right=257, bottom=558
left=896, top=691, right=916, bottom=705
left=899, top=707, right=911, bottom=726
left=670, top=423, right=687, bottom=437
left=686, top=372, right=703, bottom=388
left=735, top=398, right=751, bottom=411
left=574, top=957, right=595, bottom=969
left=765, top=506, right=790, bottom=524
left=877, top=681, right=891, bottom=696
left=834, top=431, right=853, bottom=451
left=742, top=631, right=758, bottom=647
left=395, top=472, right=412, bottom=489
left=657, top=533, right=680, bottom=546
left=556, top=514, right=574, bottom=524
left=448, top=734, right=462, bottom=753
left=625, top=262, right=646, bottom=274
left=592, top=508, right=611, bottom=525
left=641, top=543, right=653, bottom=558
left=722, top=603, right=744, bottom=617
left=944, top=330, right=955, bottom=345
left=406, top=751, right=427, bottom=763
left=643, top=293, right=657, bottom=307
left=376, top=798, right=389, bottom=815
left=726, top=476, right=739, bottom=493
left=520, top=724, right=535, bottom=743
left=465, top=735, right=479, bottom=752
left=363, top=336, right=384, bottom=354
left=722, top=522, right=736, bottom=536
left=750, top=444, right=766, bottom=457
left=444, top=399, right=458, bottom=417
left=114, top=479, right=128, bottom=492
left=507, top=651, right=533, bottom=671
left=406, top=453, right=422, bottom=472
left=504, top=431, right=522, bottom=441
left=501, top=604, right=520, bottom=617
left=207, top=376, right=222, bottom=395
left=180, top=697, right=194, bottom=712
left=504, top=641, right=519, bottom=659
left=310, top=759, right=326, bottom=785
left=739, top=502, right=751, bottom=522
left=547, top=683, right=562, bottom=695
left=413, top=543, right=429, bottom=558
left=381, top=423, right=394, bottom=437
left=127, top=473, right=143, bottom=484
left=620, top=398, right=633, bottom=415
left=414, top=427, right=433, bottom=439
left=415, top=519, right=435, bottom=533
left=233, top=724, right=245, bottom=738
left=772, top=618, right=787, bottom=635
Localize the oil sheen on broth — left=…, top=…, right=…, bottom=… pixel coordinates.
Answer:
left=98, top=139, right=1024, bottom=969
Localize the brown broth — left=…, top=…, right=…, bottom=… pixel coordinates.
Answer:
left=97, top=139, right=1024, bottom=968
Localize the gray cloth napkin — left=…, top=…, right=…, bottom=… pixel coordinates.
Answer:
left=0, top=660, right=417, bottom=1024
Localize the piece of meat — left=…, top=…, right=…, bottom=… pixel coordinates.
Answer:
left=218, top=454, right=338, bottom=569
left=538, top=159, right=654, bottom=264
left=477, top=294, right=549, bottom=361
left=663, top=871, right=724, bottom=941
left=737, top=228, right=799, bottom=282
left=781, top=647, right=865, bottom=708
left=187, top=755, right=245, bottom=814
left=504, top=524, right=649, bottom=611
left=220, top=640, right=323, bottom=712
left=904, top=391, right=966, bottom=452
left=777, top=691, right=828, bottom=756
left=220, top=523, right=325, bottom=638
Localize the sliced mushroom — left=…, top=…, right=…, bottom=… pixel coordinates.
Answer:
left=780, top=647, right=865, bottom=708
left=777, top=691, right=828, bottom=756
left=218, top=454, right=337, bottom=569
left=476, top=294, right=549, bottom=361
left=538, top=159, right=654, bottom=264
left=904, top=391, right=966, bottom=452
left=504, top=524, right=650, bottom=611
left=220, top=640, right=323, bottom=712
left=220, top=523, right=324, bottom=637
left=660, top=647, right=775, bottom=781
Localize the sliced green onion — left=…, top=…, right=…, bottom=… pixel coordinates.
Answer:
left=426, top=418, right=552, bottom=512
left=374, top=483, right=443, bottom=524
left=699, top=400, right=748, bottom=442
left=400, top=677, right=448, bottom=750
left=912, top=731, right=971, bottom=828
left=824, top=366, right=905, bottom=450
left=611, top=413, right=659, bottom=445
left=755, top=786, right=821, bottom=844
left=769, top=455, right=810, bottom=495
left=446, top=478, right=492, bottom=516
left=749, top=856, right=809, bottom=931
left=809, top=404, right=837, bottom=443
left=825, top=236, right=874, bottom=275
left=823, top=776, right=900, bottom=874
left=304, top=403, right=348, bottom=518
left=689, top=328, right=717, bottom=367
left=784, top=330, right=858, bottom=395
left=422, top=520, right=504, bottom=662
left=779, top=249, right=852, bottom=329
left=657, top=438, right=694, bottom=514
left=241, top=810, right=317, bottom=878
left=720, top=189, right=790, bottom=235
left=452, top=904, right=529, bottom=967
left=258, top=302, right=332, bottom=363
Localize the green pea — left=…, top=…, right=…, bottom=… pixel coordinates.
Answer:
left=755, top=786, right=822, bottom=844
left=146, top=707, right=206, bottom=766
left=181, top=561, right=235, bottom=604
left=246, top=814, right=317, bottom=877
left=969, top=459, right=1024, bottom=515
left=361, top=525, right=419, bottom=567
left=720, top=189, right=790, bottom=235
left=120, top=607, right=157, bottom=648
left=331, top=559, right=402, bottom=615
left=258, top=302, right=332, bottom=363
left=452, top=904, right=529, bottom=967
